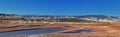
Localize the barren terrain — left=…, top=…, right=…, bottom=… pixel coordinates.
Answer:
left=0, top=22, right=120, bottom=37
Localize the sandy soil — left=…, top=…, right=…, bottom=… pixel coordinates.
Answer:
left=1, top=22, right=120, bottom=37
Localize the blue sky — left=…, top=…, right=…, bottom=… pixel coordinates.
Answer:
left=0, top=0, right=120, bottom=16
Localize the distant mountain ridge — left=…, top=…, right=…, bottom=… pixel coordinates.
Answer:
left=21, top=15, right=119, bottom=19
left=74, top=15, right=118, bottom=19
left=0, top=13, right=17, bottom=16
left=0, top=13, right=119, bottom=19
